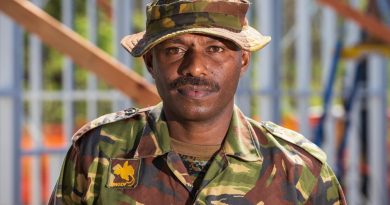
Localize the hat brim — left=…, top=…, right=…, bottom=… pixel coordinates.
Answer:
left=121, top=26, right=271, bottom=57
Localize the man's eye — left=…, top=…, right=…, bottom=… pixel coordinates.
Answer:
left=165, top=47, right=185, bottom=55
left=207, top=46, right=224, bottom=53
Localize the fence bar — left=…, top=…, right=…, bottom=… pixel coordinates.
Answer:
left=320, top=5, right=337, bottom=168
left=0, top=13, right=22, bottom=205
left=0, top=89, right=14, bottom=96
left=23, top=90, right=131, bottom=101
left=62, top=0, right=75, bottom=144
left=87, top=0, right=98, bottom=121
left=367, top=55, right=388, bottom=205
left=236, top=72, right=251, bottom=115
left=345, top=90, right=363, bottom=205
left=344, top=1, right=361, bottom=203
left=112, top=0, right=133, bottom=111
left=113, top=0, right=132, bottom=67
left=256, top=0, right=282, bottom=123
left=29, top=32, right=43, bottom=203
left=295, top=0, right=312, bottom=139
left=22, top=148, right=69, bottom=156
left=29, top=0, right=44, bottom=203
left=13, top=26, right=23, bottom=205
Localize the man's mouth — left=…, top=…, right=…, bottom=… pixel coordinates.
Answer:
left=177, top=85, right=214, bottom=98
left=169, top=76, right=220, bottom=99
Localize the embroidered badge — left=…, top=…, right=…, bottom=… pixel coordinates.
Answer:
left=107, top=158, right=141, bottom=189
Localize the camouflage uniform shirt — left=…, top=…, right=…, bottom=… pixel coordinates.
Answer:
left=49, top=103, right=346, bottom=205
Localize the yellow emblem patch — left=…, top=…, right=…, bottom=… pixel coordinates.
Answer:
left=113, top=161, right=135, bottom=182
left=107, top=158, right=141, bottom=189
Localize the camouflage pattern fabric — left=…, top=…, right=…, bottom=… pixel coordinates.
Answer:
left=49, top=103, right=346, bottom=205
left=146, top=0, right=249, bottom=34
left=178, top=154, right=212, bottom=196
left=178, top=154, right=210, bottom=180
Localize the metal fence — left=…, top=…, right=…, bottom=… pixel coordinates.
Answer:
left=0, top=0, right=388, bottom=204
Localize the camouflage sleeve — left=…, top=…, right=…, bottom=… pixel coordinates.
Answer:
left=48, top=141, right=86, bottom=205
left=308, top=163, right=347, bottom=205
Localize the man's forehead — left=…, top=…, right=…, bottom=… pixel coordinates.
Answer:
left=153, top=33, right=241, bottom=51
left=161, top=34, right=225, bottom=44
left=158, top=34, right=239, bottom=47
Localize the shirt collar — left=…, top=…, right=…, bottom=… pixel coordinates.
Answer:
left=133, top=103, right=171, bottom=158
left=222, top=105, right=262, bottom=161
left=134, top=103, right=262, bottom=162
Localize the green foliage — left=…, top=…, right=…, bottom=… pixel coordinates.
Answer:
left=75, top=100, right=87, bottom=125
left=133, top=7, right=146, bottom=32
left=44, top=0, right=61, bottom=21
left=43, top=48, right=63, bottom=91
left=98, top=101, right=113, bottom=116
left=98, top=10, right=113, bottom=55
left=42, top=101, right=63, bottom=123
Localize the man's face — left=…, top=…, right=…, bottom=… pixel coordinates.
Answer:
left=144, top=33, right=250, bottom=122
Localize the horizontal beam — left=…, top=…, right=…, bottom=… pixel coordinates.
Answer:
left=21, top=147, right=68, bottom=156
left=0, top=0, right=160, bottom=107
left=318, top=0, right=390, bottom=45
left=342, top=44, right=390, bottom=59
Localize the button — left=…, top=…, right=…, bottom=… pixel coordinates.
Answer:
left=124, top=107, right=138, bottom=116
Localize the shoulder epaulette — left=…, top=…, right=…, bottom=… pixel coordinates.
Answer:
left=72, top=106, right=152, bottom=142
left=260, top=121, right=327, bottom=164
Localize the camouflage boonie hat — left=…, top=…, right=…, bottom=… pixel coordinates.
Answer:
left=121, top=0, right=271, bottom=57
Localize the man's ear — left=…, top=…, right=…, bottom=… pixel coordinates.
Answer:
left=143, top=50, right=155, bottom=78
left=239, top=50, right=251, bottom=77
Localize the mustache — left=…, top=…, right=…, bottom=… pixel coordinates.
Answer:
left=169, top=76, right=220, bottom=92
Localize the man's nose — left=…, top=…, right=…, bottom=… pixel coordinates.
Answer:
left=180, top=50, right=208, bottom=77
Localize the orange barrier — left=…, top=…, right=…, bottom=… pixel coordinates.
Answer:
left=21, top=124, right=71, bottom=204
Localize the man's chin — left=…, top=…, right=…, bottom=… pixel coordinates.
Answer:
left=165, top=103, right=215, bottom=122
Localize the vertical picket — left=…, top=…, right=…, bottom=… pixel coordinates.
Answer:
left=345, top=89, right=363, bottom=205
left=321, top=6, right=337, bottom=168
left=112, top=0, right=133, bottom=111
left=87, top=0, right=98, bottom=121
left=295, top=0, right=312, bottom=139
left=29, top=0, right=44, bottom=204
left=367, top=55, right=388, bottom=205
left=255, top=0, right=282, bottom=123
left=0, top=13, right=23, bottom=205
left=62, top=0, right=75, bottom=145
left=344, top=0, right=361, bottom=203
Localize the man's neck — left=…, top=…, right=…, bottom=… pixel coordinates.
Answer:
left=164, top=107, right=233, bottom=146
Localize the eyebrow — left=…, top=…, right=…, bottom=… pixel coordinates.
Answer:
left=205, top=38, right=223, bottom=44
left=163, top=38, right=186, bottom=44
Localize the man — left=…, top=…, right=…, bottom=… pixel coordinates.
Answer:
left=50, top=0, right=346, bottom=204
